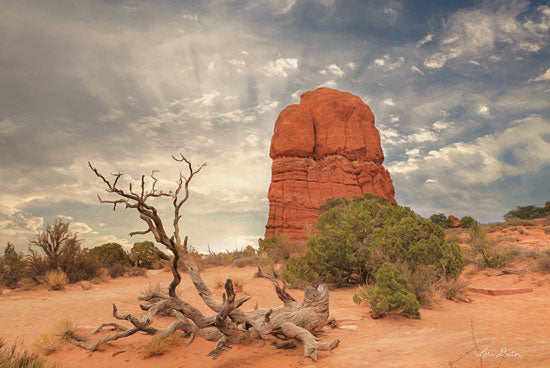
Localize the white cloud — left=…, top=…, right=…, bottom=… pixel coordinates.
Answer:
left=383, top=98, right=395, bottom=106
left=416, top=34, right=433, bottom=48
left=396, top=115, right=550, bottom=185
left=529, top=68, right=550, bottom=82
left=193, top=91, right=221, bottom=107
left=478, top=104, right=493, bottom=118
left=327, top=64, right=345, bottom=78
left=319, top=80, right=337, bottom=88
left=256, top=100, right=279, bottom=114
left=388, top=115, right=400, bottom=123
left=0, top=118, right=19, bottom=136
left=409, top=129, right=438, bottom=143
left=347, top=62, right=356, bottom=69
left=423, top=3, right=550, bottom=69
left=370, top=54, right=405, bottom=71
left=411, top=65, right=425, bottom=75
left=432, top=120, right=454, bottom=130
left=182, top=13, right=198, bottom=22
left=261, top=58, right=298, bottom=78
left=425, top=178, right=439, bottom=184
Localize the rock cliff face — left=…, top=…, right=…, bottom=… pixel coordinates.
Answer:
left=265, top=88, right=395, bottom=240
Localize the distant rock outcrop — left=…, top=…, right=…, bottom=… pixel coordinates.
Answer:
left=447, top=215, right=461, bottom=228
left=545, top=201, right=550, bottom=208
left=265, top=88, right=395, bottom=240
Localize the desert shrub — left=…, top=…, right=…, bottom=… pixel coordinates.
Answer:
left=129, top=241, right=160, bottom=269
left=504, top=205, right=550, bottom=220
left=354, top=263, right=420, bottom=319
left=441, top=279, right=471, bottom=302
left=108, top=263, right=126, bottom=278
left=0, top=338, right=58, bottom=368
left=258, top=234, right=294, bottom=263
left=59, top=246, right=102, bottom=283
left=126, top=267, right=147, bottom=277
left=468, top=222, right=515, bottom=268
left=0, top=243, right=26, bottom=289
left=396, top=262, right=438, bottom=307
left=232, top=256, right=261, bottom=268
left=534, top=250, right=550, bottom=273
left=429, top=213, right=449, bottom=228
left=281, top=194, right=462, bottom=287
left=505, top=217, right=536, bottom=226
left=32, top=332, right=61, bottom=355
left=45, top=270, right=69, bottom=290
left=460, top=216, right=478, bottom=228
left=29, top=220, right=102, bottom=283
left=89, top=243, right=130, bottom=267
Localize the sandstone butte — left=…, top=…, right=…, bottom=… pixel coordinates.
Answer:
left=265, top=88, right=395, bottom=241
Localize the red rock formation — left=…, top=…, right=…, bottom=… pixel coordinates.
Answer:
left=545, top=201, right=550, bottom=208
left=265, top=88, right=395, bottom=240
left=447, top=215, right=461, bottom=228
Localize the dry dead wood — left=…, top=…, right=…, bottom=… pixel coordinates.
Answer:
left=70, top=154, right=339, bottom=362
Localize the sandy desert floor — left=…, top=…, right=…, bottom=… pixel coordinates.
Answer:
left=1, top=221, right=550, bottom=368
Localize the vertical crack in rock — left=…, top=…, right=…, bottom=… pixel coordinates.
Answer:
left=265, top=88, right=395, bottom=241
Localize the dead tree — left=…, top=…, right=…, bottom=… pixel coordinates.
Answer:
left=69, top=154, right=339, bottom=362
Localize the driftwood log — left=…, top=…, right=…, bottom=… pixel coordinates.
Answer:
left=68, top=155, right=339, bottom=362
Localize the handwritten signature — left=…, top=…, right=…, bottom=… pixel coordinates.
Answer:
left=478, top=347, right=521, bottom=359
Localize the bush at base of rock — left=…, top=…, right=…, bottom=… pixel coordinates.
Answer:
left=281, top=194, right=463, bottom=288
left=460, top=216, right=478, bottom=228
left=354, top=263, right=420, bottom=319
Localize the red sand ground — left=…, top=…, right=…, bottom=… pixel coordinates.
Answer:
left=1, top=221, right=550, bottom=368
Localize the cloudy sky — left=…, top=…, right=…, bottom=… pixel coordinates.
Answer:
left=1, top=0, right=549, bottom=253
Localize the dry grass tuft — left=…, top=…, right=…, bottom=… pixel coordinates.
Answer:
left=32, top=333, right=62, bottom=356
left=90, top=268, right=109, bottom=284
left=140, top=333, right=181, bottom=358
left=213, top=274, right=245, bottom=292
left=440, top=279, right=471, bottom=302
left=534, top=250, right=550, bottom=273
left=45, top=270, right=69, bottom=291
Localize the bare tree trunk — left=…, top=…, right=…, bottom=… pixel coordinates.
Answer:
left=69, top=155, right=339, bottom=362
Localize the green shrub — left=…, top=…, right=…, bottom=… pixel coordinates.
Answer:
left=504, top=205, right=550, bottom=220
left=108, top=263, right=126, bottom=278
left=89, top=243, right=130, bottom=267
left=429, top=213, right=449, bottom=228
left=396, top=262, right=438, bottom=307
left=460, top=216, right=478, bottom=228
left=0, top=243, right=26, bottom=289
left=441, top=279, right=471, bottom=302
left=468, top=222, right=515, bottom=268
left=281, top=194, right=462, bottom=287
left=258, top=234, right=294, bottom=263
left=130, top=241, right=160, bottom=269
left=355, top=263, right=420, bottom=319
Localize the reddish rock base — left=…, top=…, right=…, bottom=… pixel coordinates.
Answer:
left=265, top=88, right=395, bottom=240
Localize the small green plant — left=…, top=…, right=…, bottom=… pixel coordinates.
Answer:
left=396, top=262, right=438, bottom=307
left=45, top=270, right=69, bottom=290
left=357, top=263, right=420, bottom=319
left=468, top=222, right=514, bottom=269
